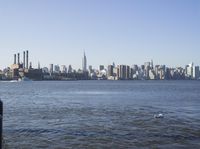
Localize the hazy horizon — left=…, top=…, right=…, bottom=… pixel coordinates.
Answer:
left=0, top=0, right=199, bottom=69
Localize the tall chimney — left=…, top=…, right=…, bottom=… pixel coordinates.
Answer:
left=23, top=51, right=25, bottom=69
left=14, top=54, right=16, bottom=64
left=26, top=50, right=29, bottom=69
left=17, top=53, right=20, bottom=64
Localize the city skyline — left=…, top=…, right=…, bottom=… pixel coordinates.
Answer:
left=1, top=50, right=199, bottom=81
left=0, top=0, right=200, bottom=69
left=0, top=50, right=200, bottom=70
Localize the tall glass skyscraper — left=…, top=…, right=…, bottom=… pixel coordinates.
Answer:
left=82, top=52, right=87, bottom=72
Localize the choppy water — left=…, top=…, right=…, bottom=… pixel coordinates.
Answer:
left=0, top=80, right=200, bottom=148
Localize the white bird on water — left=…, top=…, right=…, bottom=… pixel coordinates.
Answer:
left=154, top=113, right=164, bottom=118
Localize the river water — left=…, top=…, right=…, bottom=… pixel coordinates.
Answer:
left=0, top=80, right=200, bottom=148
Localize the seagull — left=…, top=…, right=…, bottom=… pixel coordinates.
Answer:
left=154, top=113, right=164, bottom=118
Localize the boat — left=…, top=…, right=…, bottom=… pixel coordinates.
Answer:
left=9, top=80, right=18, bottom=83
left=18, top=77, right=32, bottom=82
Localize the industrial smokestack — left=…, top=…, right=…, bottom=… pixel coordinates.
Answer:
left=14, top=54, right=16, bottom=64
left=26, top=50, right=29, bottom=69
left=23, top=51, right=25, bottom=69
left=17, top=53, right=20, bottom=64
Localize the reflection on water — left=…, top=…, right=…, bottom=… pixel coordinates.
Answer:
left=1, top=81, right=200, bottom=148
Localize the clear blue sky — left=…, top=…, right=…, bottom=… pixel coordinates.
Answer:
left=0, top=0, right=199, bottom=69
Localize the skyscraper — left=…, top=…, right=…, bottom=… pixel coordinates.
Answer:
left=49, top=64, right=53, bottom=74
left=61, top=65, right=67, bottom=73
left=68, top=65, right=72, bottom=73
left=193, top=66, right=199, bottom=79
left=150, top=60, right=154, bottom=69
left=82, top=52, right=87, bottom=72
left=107, top=65, right=114, bottom=77
left=186, top=62, right=194, bottom=78
left=99, top=65, right=104, bottom=71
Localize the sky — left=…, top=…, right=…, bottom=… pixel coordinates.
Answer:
left=0, top=0, right=199, bottom=69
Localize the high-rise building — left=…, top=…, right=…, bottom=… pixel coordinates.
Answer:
left=82, top=52, right=87, bottom=72
left=186, top=62, right=194, bottom=78
left=150, top=60, right=154, bottom=69
left=88, top=65, right=93, bottom=74
left=125, top=65, right=130, bottom=79
left=38, top=62, right=40, bottom=69
left=54, top=65, right=60, bottom=73
left=61, top=65, right=67, bottom=73
left=107, top=65, right=114, bottom=77
left=119, top=65, right=126, bottom=80
left=155, top=65, right=160, bottom=78
left=158, top=65, right=166, bottom=80
left=193, top=66, right=199, bottom=79
left=129, top=67, right=134, bottom=79
left=144, top=62, right=150, bottom=79
left=49, top=64, right=53, bottom=74
left=42, top=67, right=48, bottom=73
left=68, top=65, right=73, bottom=73
left=99, top=65, right=104, bottom=71
left=149, top=69, right=156, bottom=80
left=112, top=62, right=116, bottom=68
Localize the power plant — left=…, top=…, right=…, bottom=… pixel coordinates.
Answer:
left=13, top=50, right=29, bottom=68
left=9, top=50, right=43, bottom=80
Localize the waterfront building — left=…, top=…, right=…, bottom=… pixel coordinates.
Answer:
left=42, top=67, right=48, bottom=73
left=24, top=68, right=43, bottom=80
left=141, top=65, right=145, bottom=71
left=89, top=65, right=92, bottom=71
left=165, top=68, right=171, bottom=80
left=193, top=66, right=199, bottom=79
left=98, top=69, right=107, bottom=80
left=68, top=65, right=73, bottom=73
left=82, top=52, right=87, bottom=72
left=125, top=65, right=130, bottom=79
left=154, top=65, right=160, bottom=79
left=149, top=69, right=156, bottom=80
left=99, top=65, right=104, bottom=71
left=54, top=65, right=60, bottom=73
left=150, top=60, right=154, bottom=69
left=158, top=65, right=166, bottom=80
left=113, top=67, right=119, bottom=80
left=61, top=65, right=67, bottom=73
left=107, top=65, right=114, bottom=77
left=118, top=65, right=126, bottom=80
left=186, top=63, right=194, bottom=78
left=112, top=62, right=116, bottom=68
left=132, top=65, right=138, bottom=74
left=88, top=65, right=94, bottom=75
left=38, top=62, right=40, bottom=69
left=49, top=64, right=54, bottom=74
left=90, top=71, right=97, bottom=80
left=129, top=67, right=134, bottom=79
left=118, top=65, right=131, bottom=80
left=144, top=62, right=150, bottom=79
